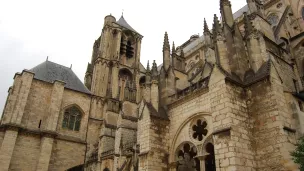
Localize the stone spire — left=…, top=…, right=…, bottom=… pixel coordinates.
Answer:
left=163, top=32, right=170, bottom=52
left=172, top=41, right=176, bottom=54
left=151, top=60, right=158, bottom=80
left=203, top=18, right=210, bottom=34
left=146, top=60, right=150, bottom=72
left=212, top=14, right=221, bottom=42
left=163, top=32, right=171, bottom=71
left=220, top=0, right=234, bottom=27
left=146, top=60, right=151, bottom=84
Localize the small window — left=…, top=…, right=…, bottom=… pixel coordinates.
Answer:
left=298, top=101, right=303, bottom=112
left=267, top=13, right=279, bottom=26
left=62, top=106, right=82, bottom=131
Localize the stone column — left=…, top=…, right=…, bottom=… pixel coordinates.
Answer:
left=46, top=80, right=65, bottom=131
left=36, top=136, right=54, bottom=171
left=10, top=70, right=34, bottom=124
left=0, top=127, right=19, bottom=171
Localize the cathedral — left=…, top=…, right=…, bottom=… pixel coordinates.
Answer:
left=1, top=0, right=304, bottom=170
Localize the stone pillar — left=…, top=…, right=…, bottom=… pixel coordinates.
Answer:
left=10, top=70, right=34, bottom=124
left=247, top=34, right=264, bottom=72
left=91, top=59, right=109, bottom=97
left=0, top=127, right=19, bottom=171
left=45, top=80, right=65, bottom=131
left=111, top=62, right=119, bottom=99
left=36, top=136, right=54, bottom=171
left=150, top=81, right=159, bottom=110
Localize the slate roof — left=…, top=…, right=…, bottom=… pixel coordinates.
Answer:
left=30, top=60, right=91, bottom=94
left=233, top=4, right=249, bottom=19
left=116, top=16, right=140, bottom=35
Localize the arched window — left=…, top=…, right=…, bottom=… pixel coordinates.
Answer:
left=267, top=13, right=279, bottom=26
left=62, top=106, right=82, bottom=131
left=176, top=142, right=200, bottom=171
left=103, top=168, right=110, bottom=171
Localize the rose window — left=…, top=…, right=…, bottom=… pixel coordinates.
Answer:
left=192, top=119, right=208, bottom=141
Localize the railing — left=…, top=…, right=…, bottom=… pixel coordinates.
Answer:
left=172, top=77, right=209, bottom=100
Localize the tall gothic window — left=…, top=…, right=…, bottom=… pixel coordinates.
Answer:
left=62, top=106, right=82, bottom=131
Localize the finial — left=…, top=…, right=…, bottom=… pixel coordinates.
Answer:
left=70, top=64, right=72, bottom=69
left=122, top=9, right=124, bottom=16
left=46, top=56, right=48, bottom=61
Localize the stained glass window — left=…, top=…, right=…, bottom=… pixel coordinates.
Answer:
left=62, top=106, right=82, bottom=131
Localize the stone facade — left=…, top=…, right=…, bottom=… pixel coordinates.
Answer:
left=1, top=0, right=304, bottom=170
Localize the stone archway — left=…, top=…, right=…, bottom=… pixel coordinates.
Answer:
left=176, top=142, right=200, bottom=171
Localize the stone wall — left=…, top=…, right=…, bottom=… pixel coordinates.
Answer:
left=21, top=80, right=52, bottom=130
left=49, top=139, right=86, bottom=171
left=9, top=133, right=41, bottom=171
left=57, top=89, right=91, bottom=141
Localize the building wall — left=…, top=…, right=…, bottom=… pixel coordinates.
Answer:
left=9, top=133, right=41, bottom=171
left=57, top=89, right=91, bottom=141
left=49, top=139, right=86, bottom=171
left=21, top=80, right=52, bottom=130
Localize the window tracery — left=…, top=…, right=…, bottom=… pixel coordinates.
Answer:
left=192, top=119, right=208, bottom=141
left=62, top=106, right=82, bottom=131
left=176, top=143, right=200, bottom=171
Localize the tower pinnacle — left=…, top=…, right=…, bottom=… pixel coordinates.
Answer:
left=204, top=18, right=209, bottom=33
left=172, top=41, right=176, bottom=54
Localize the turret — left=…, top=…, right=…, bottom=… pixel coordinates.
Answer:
left=163, top=32, right=171, bottom=71
left=220, top=0, right=234, bottom=28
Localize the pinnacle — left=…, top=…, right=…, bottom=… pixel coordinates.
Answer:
left=244, top=12, right=254, bottom=36
left=172, top=41, right=176, bottom=54
left=163, top=32, right=170, bottom=52
left=147, top=60, right=150, bottom=71
left=204, top=18, right=209, bottom=33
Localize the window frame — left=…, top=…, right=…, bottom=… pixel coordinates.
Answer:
left=62, top=106, right=82, bottom=131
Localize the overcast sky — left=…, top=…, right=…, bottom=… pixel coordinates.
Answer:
left=0, top=0, right=246, bottom=114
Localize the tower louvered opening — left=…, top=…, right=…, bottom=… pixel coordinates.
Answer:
left=126, top=41, right=134, bottom=58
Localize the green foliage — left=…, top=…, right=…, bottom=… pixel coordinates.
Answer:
left=291, top=137, right=304, bottom=171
